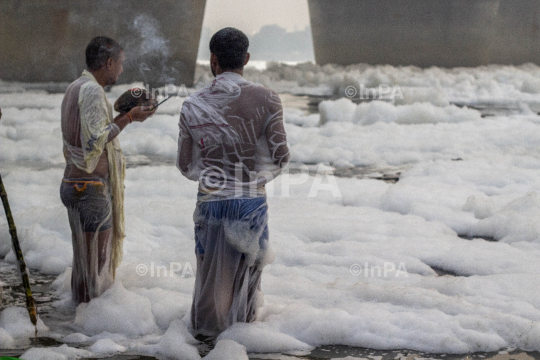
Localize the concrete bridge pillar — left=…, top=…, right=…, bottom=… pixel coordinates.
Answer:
left=490, top=0, right=540, bottom=65
left=0, top=0, right=206, bottom=87
left=308, top=0, right=503, bottom=67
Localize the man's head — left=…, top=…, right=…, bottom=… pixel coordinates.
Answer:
left=209, top=27, right=250, bottom=76
left=85, top=36, right=125, bottom=86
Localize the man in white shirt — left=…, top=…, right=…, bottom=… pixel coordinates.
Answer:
left=60, top=36, right=155, bottom=303
left=177, top=27, right=290, bottom=337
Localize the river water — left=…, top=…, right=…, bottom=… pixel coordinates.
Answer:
left=1, top=91, right=539, bottom=359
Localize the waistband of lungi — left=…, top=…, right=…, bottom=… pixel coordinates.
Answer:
left=62, top=177, right=108, bottom=192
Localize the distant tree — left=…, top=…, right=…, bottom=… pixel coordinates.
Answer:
left=198, top=25, right=315, bottom=62
left=250, top=24, right=315, bottom=62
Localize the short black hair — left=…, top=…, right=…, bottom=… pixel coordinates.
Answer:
left=85, top=36, right=123, bottom=71
left=209, top=27, right=249, bottom=71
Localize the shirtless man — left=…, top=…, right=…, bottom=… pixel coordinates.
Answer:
left=177, top=27, right=290, bottom=337
left=60, top=36, right=155, bottom=303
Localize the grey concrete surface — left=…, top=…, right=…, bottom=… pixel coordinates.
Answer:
left=308, top=0, right=540, bottom=67
left=0, top=0, right=206, bottom=87
left=2, top=0, right=538, bottom=83
left=490, top=0, right=540, bottom=65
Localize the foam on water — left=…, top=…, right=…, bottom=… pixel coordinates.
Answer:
left=216, top=62, right=540, bottom=106
left=3, top=63, right=540, bottom=357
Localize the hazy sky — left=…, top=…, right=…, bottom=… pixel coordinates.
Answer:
left=201, top=0, right=311, bottom=35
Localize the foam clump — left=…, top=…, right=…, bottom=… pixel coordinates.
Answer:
left=20, top=344, right=92, bottom=360
left=394, top=86, right=450, bottom=106
left=136, top=318, right=200, bottom=360
left=0, top=307, right=48, bottom=338
left=62, top=332, right=91, bottom=344
left=319, top=98, right=481, bottom=126
left=319, top=98, right=357, bottom=125
left=203, top=339, right=249, bottom=360
left=521, top=78, right=540, bottom=94
left=51, top=267, right=72, bottom=299
left=88, top=338, right=126, bottom=354
left=0, top=327, right=15, bottom=348
left=3, top=224, right=71, bottom=274
left=471, top=191, right=540, bottom=243
left=216, top=322, right=313, bottom=354
left=73, top=282, right=158, bottom=336
left=284, top=108, right=319, bottom=128
left=234, top=62, right=540, bottom=105
left=463, top=195, right=495, bottom=219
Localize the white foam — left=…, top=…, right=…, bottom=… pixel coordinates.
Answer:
left=203, top=339, right=249, bottom=360
left=470, top=191, right=540, bottom=243
left=226, top=62, right=540, bottom=106
left=19, top=344, right=92, bottom=360
left=0, top=327, right=15, bottom=348
left=216, top=322, right=313, bottom=354
left=4, top=161, right=540, bottom=353
left=73, top=282, right=158, bottom=336
left=62, top=332, right=91, bottom=344
left=88, top=338, right=126, bottom=355
left=320, top=98, right=481, bottom=126
left=135, top=318, right=200, bottom=360
left=4, top=63, right=540, bottom=355
left=0, top=307, right=48, bottom=339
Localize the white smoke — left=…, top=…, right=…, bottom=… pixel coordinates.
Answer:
left=130, top=14, right=175, bottom=85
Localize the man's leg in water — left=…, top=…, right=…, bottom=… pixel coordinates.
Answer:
left=61, top=179, right=113, bottom=303
left=190, top=197, right=269, bottom=336
left=85, top=229, right=111, bottom=274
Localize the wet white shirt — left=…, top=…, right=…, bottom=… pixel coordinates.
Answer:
left=177, top=72, right=290, bottom=199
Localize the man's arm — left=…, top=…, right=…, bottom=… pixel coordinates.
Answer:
left=177, top=110, right=195, bottom=179
left=107, top=106, right=156, bottom=142
left=79, top=82, right=156, bottom=172
left=265, top=91, right=290, bottom=168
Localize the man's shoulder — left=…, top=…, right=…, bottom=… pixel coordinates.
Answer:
left=181, top=79, right=280, bottom=109
left=65, top=76, right=89, bottom=93
left=78, top=80, right=105, bottom=104
left=243, top=83, right=281, bottom=106
left=184, top=87, right=205, bottom=101
left=251, top=84, right=278, bottom=97
left=67, top=76, right=100, bottom=99
left=182, top=84, right=211, bottom=105
left=79, top=78, right=101, bottom=92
